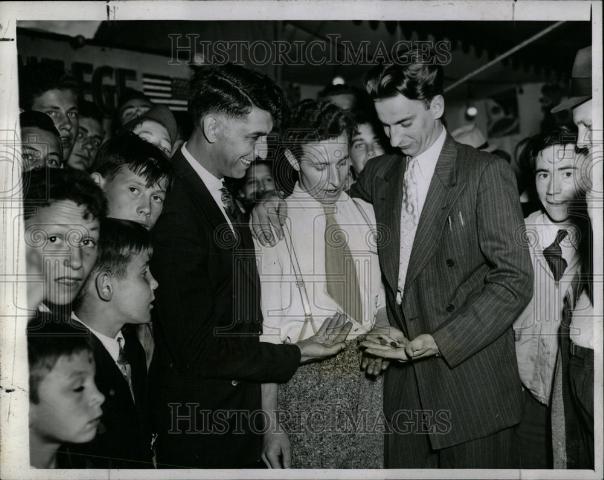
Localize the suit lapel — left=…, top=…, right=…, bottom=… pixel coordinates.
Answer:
left=405, top=136, right=464, bottom=290
left=173, top=149, right=256, bottom=285
left=172, top=150, right=237, bottom=246
left=89, top=334, right=134, bottom=403
left=376, top=159, right=406, bottom=292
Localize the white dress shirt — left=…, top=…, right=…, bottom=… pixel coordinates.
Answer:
left=514, top=211, right=581, bottom=404
left=256, top=183, right=386, bottom=344
left=181, top=143, right=234, bottom=232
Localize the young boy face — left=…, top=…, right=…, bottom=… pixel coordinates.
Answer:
left=31, top=89, right=79, bottom=161
left=112, top=248, right=158, bottom=325
left=68, top=116, right=105, bottom=171
left=21, top=127, right=63, bottom=171
left=535, top=143, right=581, bottom=223
left=298, top=133, right=350, bottom=204
left=94, top=166, right=167, bottom=229
left=30, top=350, right=105, bottom=445
left=349, top=122, right=386, bottom=175
left=24, top=200, right=100, bottom=306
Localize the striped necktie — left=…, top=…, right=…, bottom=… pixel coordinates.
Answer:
left=544, top=229, right=568, bottom=282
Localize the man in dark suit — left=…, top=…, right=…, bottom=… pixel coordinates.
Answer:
left=150, top=64, right=350, bottom=468
left=353, top=55, right=534, bottom=467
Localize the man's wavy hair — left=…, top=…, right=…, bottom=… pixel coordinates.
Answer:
left=188, top=63, right=288, bottom=129
left=365, top=48, right=444, bottom=106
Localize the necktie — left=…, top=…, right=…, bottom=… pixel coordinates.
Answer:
left=117, top=336, right=135, bottom=401
left=324, top=205, right=363, bottom=323
left=543, top=229, right=568, bottom=282
left=220, top=186, right=240, bottom=224
left=403, top=156, right=419, bottom=223
left=398, top=157, right=420, bottom=298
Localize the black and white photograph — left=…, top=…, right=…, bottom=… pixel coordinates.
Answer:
left=0, top=1, right=601, bottom=478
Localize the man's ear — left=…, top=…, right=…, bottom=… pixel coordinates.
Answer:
left=90, top=172, right=106, bottom=189
left=94, top=270, right=113, bottom=302
left=202, top=115, right=220, bottom=143
left=284, top=149, right=300, bottom=172
left=429, top=95, right=445, bottom=120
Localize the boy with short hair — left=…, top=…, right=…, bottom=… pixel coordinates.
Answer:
left=513, top=127, right=590, bottom=467
left=19, top=63, right=81, bottom=162
left=69, top=218, right=158, bottom=468
left=90, top=132, right=172, bottom=230
left=28, top=318, right=105, bottom=468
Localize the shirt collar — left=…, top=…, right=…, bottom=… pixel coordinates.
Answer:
left=411, top=125, right=446, bottom=177
left=71, top=312, right=124, bottom=363
left=181, top=142, right=224, bottom=193
left=533, top=211, right=580, bottom=253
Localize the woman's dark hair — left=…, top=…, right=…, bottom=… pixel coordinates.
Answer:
left=274, top=100, right=353, bottom=196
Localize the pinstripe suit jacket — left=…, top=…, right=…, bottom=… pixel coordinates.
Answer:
left=350, top=134, right=533, bottom=449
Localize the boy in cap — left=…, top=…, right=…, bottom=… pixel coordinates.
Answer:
left=124, top=104, right=179, bottom=158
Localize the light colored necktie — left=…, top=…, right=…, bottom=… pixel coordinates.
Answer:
left=324, top=205, right=363, bottom=323
left=117, top=336, right=135, bottom=401
left=398, top=157, right=420, bottom=298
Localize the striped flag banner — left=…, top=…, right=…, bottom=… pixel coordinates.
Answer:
left=142, top=74, right=189, bottom=112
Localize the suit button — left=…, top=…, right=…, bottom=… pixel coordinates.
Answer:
left=446, top=259, right=455, bottom=267
left=231, top=380, right=239, bottom=387
left=109, top=389, right=116, bottom=397
left=446, top=304, right=455, bottom=313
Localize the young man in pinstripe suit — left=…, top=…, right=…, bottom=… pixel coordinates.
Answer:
left=353, top=53, right=534, bottom=468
